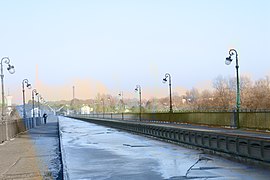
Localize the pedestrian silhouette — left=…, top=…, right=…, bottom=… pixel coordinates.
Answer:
left=43, top=113, right=48, bottom=124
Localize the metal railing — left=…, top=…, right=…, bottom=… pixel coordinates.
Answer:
left=73, top=111, right=270, bottom=130
left=0, top=117, right=44, bottom=144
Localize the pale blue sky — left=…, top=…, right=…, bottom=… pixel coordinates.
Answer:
left=0, top=0, right=269, bottom=102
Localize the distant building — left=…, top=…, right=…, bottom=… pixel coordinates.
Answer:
left=182, top=98, right=187, bottom=104
left=31, top=108, right=40, bottom=117
left=6, top=95, right=13, bottom=115
left=124, top=109, right=131, bottom=113
left=81, top=105, right=92, bottom=114
left=6, top=95, right=12, bottom=107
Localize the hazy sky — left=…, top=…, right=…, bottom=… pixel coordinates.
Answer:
left=0, top=0, right=269, bottom=103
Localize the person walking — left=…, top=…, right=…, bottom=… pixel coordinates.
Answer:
left=43, top=113, right=48, bottom=124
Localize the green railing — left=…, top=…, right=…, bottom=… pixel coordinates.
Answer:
left=75, top=111, right=270, bottom=130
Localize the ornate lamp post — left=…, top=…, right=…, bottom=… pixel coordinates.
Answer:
left=101, top=98, right=105, bottom=118
left=118, top=91, right=124, bottom=113
left=1, top=57, right=15, bottom=140
left=39, top=96, right=44, bottom=117
left=135, top=85, right=142, bottom=121
left=226, top=49, right=240, bottom=128
left=163, top=73, right=173, bottom=113
left=37, top=94, right=42, bottom=118
left=107, top=97, right=111, bottom=112
left=32, top=89, right=38, bottom=125
left=22, top=79, right=31, bottom=119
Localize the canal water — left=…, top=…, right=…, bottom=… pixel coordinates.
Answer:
left=59, top=116, right=270, bottom=180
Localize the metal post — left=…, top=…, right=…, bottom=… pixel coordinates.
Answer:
left=135, top=85, right=142, bottom=121
left=226, top=49, right=240, bottom=128
left=38, top=96, right=40, bottom=118
left=37, top=96, right=40, bottom=126
left=169, top=76, right=172, bottom=113
left=1, top=62, right=5, bottom=123
left=22, top=82, right=26, bottom=119
left=22, top=80, right=27, bottom=129
left=235, top=52, right=240, bottom=128
left=102, top=99, right=105, bottom=119
left=1, top=57, right=15, bottom=141
left=22, top=79, right=31, bottom=120
left=122, top=93, right=124, bottom=112
left=139, top=89, right=142, bottom=121
left=119, top=92, right=124, bottom=113
left=32, top=91, right=35, bottom=127
left=1, top=61, right=5, bottom=139
left=163, top=73, right=173, bottom=113
left=32, top=89, right=37, bottom=127
left=32, top=91, right=35, bottom=118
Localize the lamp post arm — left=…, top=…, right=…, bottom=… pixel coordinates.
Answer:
left=22, top=79, right=29, bottom=90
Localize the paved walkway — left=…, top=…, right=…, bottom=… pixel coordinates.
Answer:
left=0, top=116, right=62, bottom=180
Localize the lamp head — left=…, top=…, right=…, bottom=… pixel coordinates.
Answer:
left=225, top=56, right=232, bottom=65
left=7, top=64, right=15, bottom=74
left=162, top=78, right=167, bottom=83
left=135, top=88, right=138, bottom=92
left=27, top=84, right=32, bottom=89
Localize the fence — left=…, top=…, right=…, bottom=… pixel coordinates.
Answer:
left=0, top=117, right=44, bottom=144
left=77, top=111, right=270, bottom=130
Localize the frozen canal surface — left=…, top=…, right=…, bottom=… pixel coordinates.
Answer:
left=59, top=117, right=270, bottom=180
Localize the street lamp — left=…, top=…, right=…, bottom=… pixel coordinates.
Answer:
left=37, top=94, right=42, bottom=117
left=22, top=79, right=31, bottom=119
left=32, top=89, right=38, bottom=119
left=163, top=73, right=173, bottom=113
left=135, top=85, right=142, bottom=121
left=40, top=96, right=44, bottom=116
left=1, top=57, right=15, bottom=141
left=226, top=49, right=240, bottom=128
left=101, top=98, right=105, bottom=118
left=118, top=91, right=125, bottom=113
left=107, top=97, right=111, bottom=112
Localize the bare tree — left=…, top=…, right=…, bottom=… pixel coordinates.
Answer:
left=249, top=76, right=270, bottom=109
left=212, top=76, right=234, bottom=110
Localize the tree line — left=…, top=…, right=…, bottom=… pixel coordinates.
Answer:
left=58, top=75, right=270, bottom=113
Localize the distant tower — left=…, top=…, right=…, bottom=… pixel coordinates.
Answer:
left=35, top=64, right=39, bottom=88
left=73, top=86, right=75, bottom=100
left=6, top=89, right=12, bottom=107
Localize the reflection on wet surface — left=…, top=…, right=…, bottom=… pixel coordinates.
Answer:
left=60, top=117, right=270, bottom=180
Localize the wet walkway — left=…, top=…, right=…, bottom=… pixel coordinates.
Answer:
left=0, top=116, right=62, bottom=180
